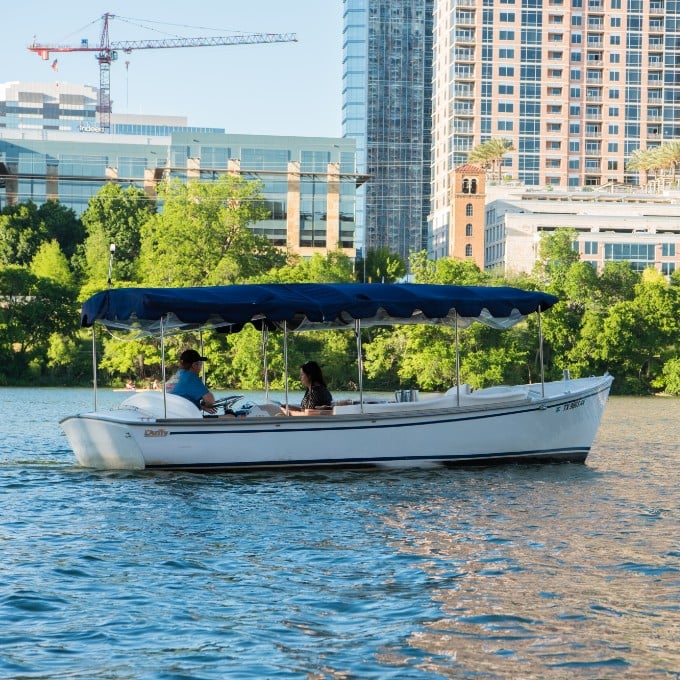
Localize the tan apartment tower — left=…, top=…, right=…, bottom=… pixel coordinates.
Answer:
left=430, top=0, right=678, bottom=258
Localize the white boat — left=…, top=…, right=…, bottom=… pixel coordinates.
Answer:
left=61, top=283, right=613, bottom=471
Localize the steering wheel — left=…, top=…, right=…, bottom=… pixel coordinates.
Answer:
left=207, top=395, right=244, bottom=415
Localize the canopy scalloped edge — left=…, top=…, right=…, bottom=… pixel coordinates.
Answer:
left=80, top=283, right=559, bottom=336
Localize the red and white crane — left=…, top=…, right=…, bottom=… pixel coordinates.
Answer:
left=28, top=12, right=297, bottom=131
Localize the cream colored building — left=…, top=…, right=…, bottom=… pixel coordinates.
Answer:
left=485, top=187, right=680, bottom=277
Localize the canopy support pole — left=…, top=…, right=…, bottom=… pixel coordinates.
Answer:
left=283, top=321, right=290, bottom=415
left=199, top=329, right=206, bottom=385
left=355, top=319, right=364, bottom=413
left=455, top=314, right=461, bottom=407
left=91, top=326, right=98, bottom=411
left=538, top=307, right=545, bottom=398
left=262, top=327, right=270, bottom=401
left=160, top=315, right=167, bottom=418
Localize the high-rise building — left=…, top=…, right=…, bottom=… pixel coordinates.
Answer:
left=430, top=0, right=680, bottom=259
left=342, top=0, right=433, bottom=266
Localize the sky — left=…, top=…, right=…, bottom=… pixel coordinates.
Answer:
left=1, top=0, right=343, bottom=137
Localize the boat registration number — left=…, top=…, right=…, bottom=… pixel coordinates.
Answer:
left=557, top=399, right=585, bottom=413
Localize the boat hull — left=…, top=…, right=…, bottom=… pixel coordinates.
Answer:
left=60, top=376, right=613, bottom=471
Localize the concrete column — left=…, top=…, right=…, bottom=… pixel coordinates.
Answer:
left=326, top=162, right=340, bottom=250
left=187, top=157, right=201, bottom=181
left=287, top=161, right=301, bottom=252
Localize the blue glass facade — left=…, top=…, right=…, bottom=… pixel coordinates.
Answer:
left=342, top=0, right=433, bottom=265
left=0, top=128, right=360, bottom=255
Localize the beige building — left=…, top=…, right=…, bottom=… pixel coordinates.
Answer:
left=485, top=187, right=680, bottom=277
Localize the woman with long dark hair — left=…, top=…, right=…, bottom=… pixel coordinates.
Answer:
left=285, top=361, right=333, bottom=413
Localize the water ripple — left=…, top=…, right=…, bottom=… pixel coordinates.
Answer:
left=0, top=391, right=678, bottom=678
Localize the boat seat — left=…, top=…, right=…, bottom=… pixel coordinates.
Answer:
left=119, top=391, right=203, bottom=419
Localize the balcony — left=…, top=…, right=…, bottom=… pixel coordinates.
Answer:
left=455, top=49, right=475, bottom=62
left=455, top=11, right=476, bottom=27
left=454, top=31, right=475, bottom=45
left=454, top=67, right=475, bottom=80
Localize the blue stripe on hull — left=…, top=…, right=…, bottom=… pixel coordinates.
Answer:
left=145, top=447, right=591, bottom=471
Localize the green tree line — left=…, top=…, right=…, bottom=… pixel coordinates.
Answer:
left=0, top=179, right=678, bottom=394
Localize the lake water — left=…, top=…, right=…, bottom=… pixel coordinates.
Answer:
left=1, top=388, right=678, bottom=679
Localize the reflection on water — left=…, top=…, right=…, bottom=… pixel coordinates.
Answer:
left=0, top=391, right=678, bottom=678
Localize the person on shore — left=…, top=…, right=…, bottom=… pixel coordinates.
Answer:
left=285, top=361, right=333, bottom=413
left=167, top=349, right=217, bottom=413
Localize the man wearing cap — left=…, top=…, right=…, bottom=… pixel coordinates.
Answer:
left=168, top=349, right=217, bottom=412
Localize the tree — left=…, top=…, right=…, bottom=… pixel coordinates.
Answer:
left=355, top=247, right=407, bottom=283
left=30, top=240, right=74, bottom=288
left=0, top=201, right=48, bottom=266
left=410, top=251, right=489, bottom=285
left=533, top=228, right=580, bottom=289
left=467, top=138, right=515, bottom=180
left=80, top=184, right=156, bottom=283
left=37, top=200, right=85, bottom=259
left=139, top=176, right=284, bottom=286
left=253, top=251, right=355, bottom=284
left=0, top=266, right=77, bottom=381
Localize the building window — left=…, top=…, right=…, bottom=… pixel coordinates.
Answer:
left=662, top=243, right=676, bottom=257
left=585, top=241, right=598, bottom=255
left=466, top=223, right=473, bottom=237
left=466, top=203, right=473, bottom=217
left=465, top=244, right=473, bottom=257
left=662, top=262, right=676, bottom=275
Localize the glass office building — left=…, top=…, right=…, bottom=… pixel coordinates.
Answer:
left=0, top=86, right=364, bottom=257
left=342, top=0, right=433, bottom=265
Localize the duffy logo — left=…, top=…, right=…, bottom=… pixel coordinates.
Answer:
left=144, top=428, right=169, bottom=438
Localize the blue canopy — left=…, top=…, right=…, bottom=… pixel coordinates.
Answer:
left=80, top=283, right=559, bottom=335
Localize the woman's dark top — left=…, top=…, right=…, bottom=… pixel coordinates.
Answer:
left=301, top=384, right=333, bottom=410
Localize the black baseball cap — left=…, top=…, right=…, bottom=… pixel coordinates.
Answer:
left=180, top=349, right=207, bottom=364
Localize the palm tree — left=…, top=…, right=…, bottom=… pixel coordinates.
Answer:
left=467, top=138, right=515, bottom=180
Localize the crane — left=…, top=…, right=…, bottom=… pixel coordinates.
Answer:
left=28, top=12, right=297, bottom=132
